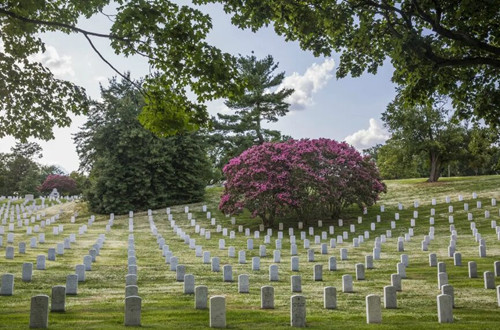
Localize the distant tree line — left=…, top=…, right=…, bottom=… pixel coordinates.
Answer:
left=0, top=142, right=84, bottom=197
left=365, top=94, right=500, bottom=182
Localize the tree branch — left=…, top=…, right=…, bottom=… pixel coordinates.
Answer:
left=83, top=34, right=146, bottom=96
left=411, top=0, right=500, bottom=57
left=362, top=2, right=500, bottom=68
left=0, top=8, right=129, bottom=42
left=417, top=39, right=500, bottom=68
left=0, top=7, right=152, bottom=96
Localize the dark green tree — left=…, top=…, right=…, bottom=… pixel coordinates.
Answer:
left=0, top=142, right=43, bottom=196
left=466, top=124, right=500, bottom=176
left=196, top=0, right=500, bottom=126
left=74, top=77, right=210, bottom=214
left=382, top=94, right=466, bottom=182
left=69, top=171, right=88, bottom=195
left=208, top=54, right=293, bottom=181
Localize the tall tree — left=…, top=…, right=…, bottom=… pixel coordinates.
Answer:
left=0, top=1, right=242, bottom=141
left=5, top=1, right=499, bottom=140
left=74, top=77, right=210, bottom=214
left=382, top=94, right=466, bottom=182
left=208, top=54, right=293, bottom=180
left=222, top=54, right=294, bottom=145
left=197, top=0, right=500, bottom=126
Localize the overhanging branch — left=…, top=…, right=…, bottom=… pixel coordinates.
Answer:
left=0, top=8, right=129, bottom=42
left=82, top=34, right=145, bottom=95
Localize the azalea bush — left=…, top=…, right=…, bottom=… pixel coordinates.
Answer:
left=219, top=139, right=386, bottom=226
left=38, top=174, right=78, bottom=196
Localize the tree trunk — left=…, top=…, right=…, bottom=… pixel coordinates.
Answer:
left=260, top=212, right=275, bottom=228
left=428, top=152, right=441, bottom=182
left=255, top=111, right=265, bottom=145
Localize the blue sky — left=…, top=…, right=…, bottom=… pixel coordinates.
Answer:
left=0, top=2, right=395, bottom=172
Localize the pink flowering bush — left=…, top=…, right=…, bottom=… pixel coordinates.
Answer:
left=219, top=139, right=386, bottom=226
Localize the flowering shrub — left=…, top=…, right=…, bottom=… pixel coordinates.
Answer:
left=38, top=174, right=78, bottom=196
left=219, top=139, right=386, bottom=226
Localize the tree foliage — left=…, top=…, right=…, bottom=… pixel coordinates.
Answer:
left=220, top=139, right=386, bottom=226
left=375, top=139, right=424, bottom=179
left=382, top=94, right=466, bottom=182
left=0, top=0, right=242, bottom=141
left=207, top=54, right=293, bottom=182
left=464, top=125, right=500, bottom=176
left=38, top=174, right=78, bottom=196
left=4, top=0, right=499, bottom=141
left=69, top=171, right=88, bottom=196
left=74, top=77, right=210, bottom=214
left=197, top=0, right=500, bottom=125
left=0, top=142, right=63, bottom=196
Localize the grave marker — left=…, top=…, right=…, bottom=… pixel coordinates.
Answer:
left=51, top=286, right=66, bottom=312
left=238, top=274, right=249, bottom=293
left=36, top=255, right=46, bottom=270
left=261, top=286, right=274, bottom=309
left=184, top=274, right=195, bottom=294
left=437, top=294, right=453, bottom=323
left=209, top=296, right=226, bottom=328
left=484, top=271, right=495, bottom=289
left=269, top=264, right=279, bottom=281
left=22, top=262, right=33, bottom=282
left=384, top=286, right=397, bottom=309
left=124, top=296, right=141, bottom=326
left=291, top=275, right=301, bottom=293
left=342, top=275, right=353, bottom=293
left=223, top=265, right=232, bottom=282
left=30, top=295, right=49, bottom=328
left=75, top=265, right=85, bottom=282
left=0, top=274, right=14, bottom=295
left=324, top=287, right=336, bottom=309
left=290, top=295, right=306, bottom=327
left=195, top=286, right=208, bottom=309
left=66, top=275, right=78, bottom=295
left=366, top=295, right=382, bottom=324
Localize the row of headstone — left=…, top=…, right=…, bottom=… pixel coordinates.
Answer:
left=120, top=196, right=496, bottom=328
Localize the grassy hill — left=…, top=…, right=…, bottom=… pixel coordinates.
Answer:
left=0, top=175, right=499, bottom=328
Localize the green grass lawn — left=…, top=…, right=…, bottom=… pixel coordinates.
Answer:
left=1, top=175, right=500, bottom=329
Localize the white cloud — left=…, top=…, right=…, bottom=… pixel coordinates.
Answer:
left=94, top=76, right=108, bottom=83
left=344, top=118, right=390, bottom=150
left=30, top=45, right=75, bottom=77
left=279, top=59, right=335, bottom=111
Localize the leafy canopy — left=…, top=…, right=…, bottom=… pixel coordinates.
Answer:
left=0, top=142, right=64, bottom=197
left=197, top=0, right=500, bottom=125
left=74, top=77, right=210, bottom=214
left=4, top=0, right=498, bottom=141
left=382, top=93, right=467, bottom=182
left=0, top=0, right=242, bottom=140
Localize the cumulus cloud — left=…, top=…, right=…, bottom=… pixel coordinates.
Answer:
left=344, top=118, right=390, bottom=150
left=30, top=45, right=75, bottom=77
left=278, top=59, right=335, bottom=111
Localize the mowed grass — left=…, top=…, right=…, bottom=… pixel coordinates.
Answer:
left=0, top=175, right=500, bottom=329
